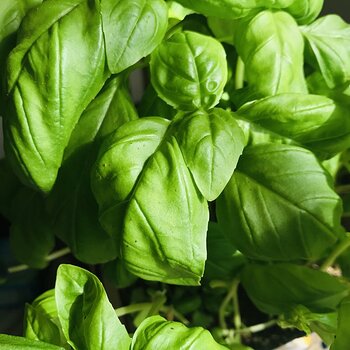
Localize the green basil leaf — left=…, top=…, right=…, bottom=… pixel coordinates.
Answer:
left=331, top=296, right=350, bottom=350
left=150, top=31, right=227, bottom=111
left=10, top=188, right=55, bottom=269
left=0, top=334, right=65, bottom=350
left=101, top=0, right=168, bottom=74
left=176, top=109, right=244, bottom=201
left=103, top=258, right=138, bottom=289
left=55, top=264, right=131, bottom=350
left=47, top=75, right=137, bottom=264
left=284, top=0, right=323, bottom=24
left=174, top=0, right=294, bottom=19
left=236, top=93, right=350, bottom=159
left=92, top=117, right=209, bottom=285
left=4, top=0, right=109, bottom=193
left=302, top=15, right=350, bottom=89
left=204, top=222, right=246, bottom=281
left=0, top=159, right=22, bottom=220
left=167, top=1, right=194, bottom=21
left=217, top=144, right=343, bottom=261
left=24, top=289, right=68, bottom=348
left=131, top=315, right=228, bottom=349
left=207, top=17, right=236, bottom=45
left=234, top=10, right=307, bottom=97
left=241, top=263, right=349, bottom=315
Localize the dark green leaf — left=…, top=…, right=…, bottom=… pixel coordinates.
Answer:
left=10, top=188, right=55, bottom=269
left=331, top=296, right=350, bottom=350
left=217, top=144, right=343, bottom=261
left=103, top=258, right=138, bottom=289
left=131, top=315, right=228, bottom=349
left=236, top=93, right=350, bottom=159
left=234, top=10, right=307, bottom=96
left=150, top=31, right=227, bottom=111
left=4, top=0, right=109, bottom=192
left=101, top=0, right=168, bottom=74
left=241, top=263, right=349, bottom=315
left=55, top=264, right=130, bottom=350
left=0, top=334, right=65, bottom=349
left=302, top=15, right=350, bottom=89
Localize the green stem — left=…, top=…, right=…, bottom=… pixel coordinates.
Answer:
left=7, top=247, right=71, bottom=274
left=236, top=319, right=277, bottom=334
left=320, top=232, right=350, bottom=271
left=336, top=184, right=350, bottom=194
left=115, top=303, right=153, bottom=317
left=219, top=279, right=240, bottom=331
left=235, top=57, right=245, bottom=90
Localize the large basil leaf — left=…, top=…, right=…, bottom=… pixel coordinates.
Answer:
left=4, top=0, right=109, bottom=193
left=47, top=75, right=137, bottom=264
left=236, top=93, right=350, bottom=159
left=302, top=15, right=350, bottom=89
left=174, top=0, right=294, bottom=19
left=101, top=0, right=167, bottom=74
left=0, top=334, right=65, bottom=350
left=92, top=117, right=208, bottom=285
left=55, top=264, right=130, bottom=350
left=217, top=144, right=343, bottom=261
left=9, top=188, right=55, bottom=268
left=92, top=109, right=243, bottom=285
left=131, top=315, right=228, bottom=349
left=24, top=289, right=68, bottom=348
left=150, top=31, right=227, bottom=111
left=284, top=0, right=323, bottom=24
left=241, top=263, right=349, bottom=315
left=331, top=296, right=350, bottom=350
left=175, top=109, right=244, bottom=200
left=234, top=10, right=307, bottom=97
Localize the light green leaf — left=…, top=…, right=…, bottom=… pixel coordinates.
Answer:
left=217, top=144, right=343, bottom=261
left=241, top=263, right=349, bottom=315
left=207, top=17, right=236, bottom=45
left=4, top=0, right=109, bottom=192
left=101, top=0, right=168, bottom=74
left=302, top=15, right=350, bottom=89
left=92, top=117, right=209, bottom=285
left=24, top=290, right=68, bottom=348
left=234, top=10, right=307, bottom=96
left=131, top=315, right=228, bottom=349
left=174, top=0, right=294, bottom=19
left=55, top=264, right=131, bottom=350
left=0, top=334, right=65, bottom=350
left=284, top=0, right=323, bottom=24
left=167, top=1, right=194, bottom=21
left=331, top=296, right=350, bottom=350
left=150, top=31, right=227, bottom=111
left=47, top=75, right=137, bottom=264
left=176, top=109, right=244, bottom=201
left=10, top=188, right=55, bottom=269
left=236, top=93, right=350, bottom=159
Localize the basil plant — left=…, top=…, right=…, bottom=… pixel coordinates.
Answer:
left=1, top=0, right=350, bottom=349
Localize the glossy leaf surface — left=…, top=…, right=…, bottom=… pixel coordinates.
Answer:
left=241, top=264, right=349, bottom=315
left=0, top=334, right=64, bottom=350
left=234, top=10, right=307, bottom=96
left=4, top=0, right=108, bottom=192
left=302, top=15, right=350, bottom=89
left=236, top=93, right=350, bottom=159
left=55, top=264, right=130, bottom=350
left=217, top=144, right=343, bottom=261
left=131, top=315, right=228, bottom=349
left=284, top=0, right=323, bottom=24
left=101, top=0, right=168, bottom=73
left=151, top=31, right=227, bottom=111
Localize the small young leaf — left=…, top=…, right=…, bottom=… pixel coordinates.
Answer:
left=234, top=10, right=307, bottom=96
left=150, top=31, right=227, bottom=111
left=302, top=15, right=350, bottom=89
left=131, top=315, right=228, bottom=349
left=217, top=144, right=343, bottom=261
left=101, top=0, right=167, bottom=74
left=241, top=264, right=349, bottom=315
left=0, top=334, right=65, bottom=349
left=55, top=264, right=131, bottom=350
